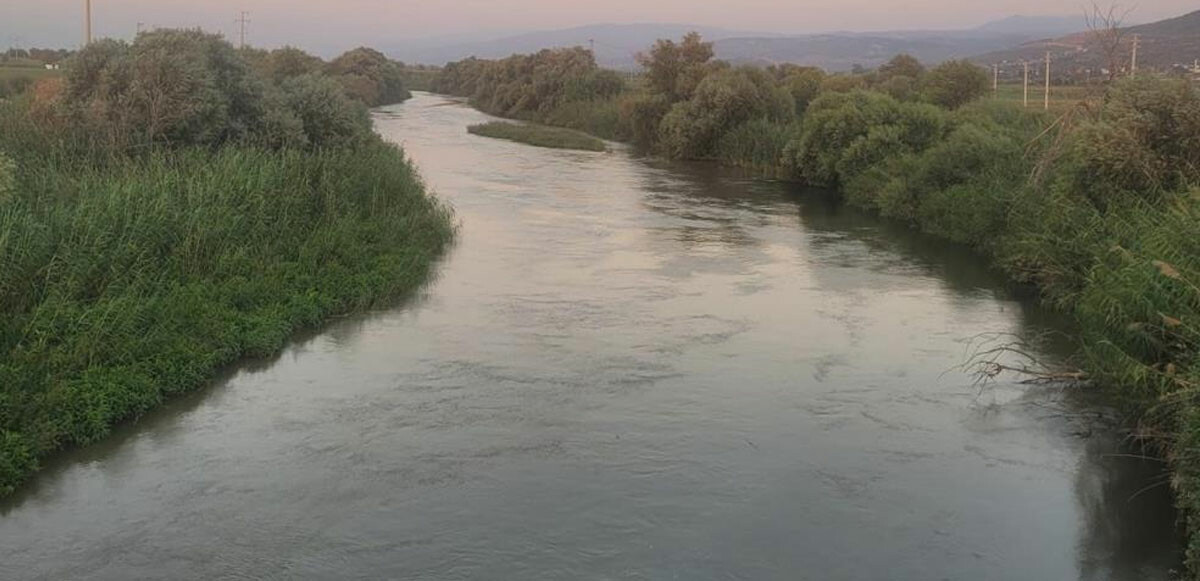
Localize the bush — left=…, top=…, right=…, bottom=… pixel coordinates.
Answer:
left=715, top=117, right=800, bottom=172
left=277, top=74, right=371, bottom=147
left=656, top=67, right=793, bottom=159
left=921, top=59, right=989, bottom=109
left=786, top=90, right=947, bottom=185
left=1058, top=76, right=1200, bottom=208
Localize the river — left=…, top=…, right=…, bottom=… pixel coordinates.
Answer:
left=0, top=92, right=1182, bottom=580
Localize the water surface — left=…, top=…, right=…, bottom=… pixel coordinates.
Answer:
left=0, top=93, right=1181, bottom=580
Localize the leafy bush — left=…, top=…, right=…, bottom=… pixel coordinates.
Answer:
left=62, top=31, right=264, bottom=147
left=921, top=59, right=989, bottom=109
left=278, top=74, right=371, bottom=147
left=786, top=90, right=947, bottom=185
left=656, top=67, right=792, bottom=159
left=1059, top=76, right=1200, bottom=208
left=328, top=47, right=411, bottom=106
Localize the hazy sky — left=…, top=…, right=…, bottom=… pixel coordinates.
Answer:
left=3, top=0, right=1195, bottom=55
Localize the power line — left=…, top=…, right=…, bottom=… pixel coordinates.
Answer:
left=1131, top=34, right=1140, bottom=74
left=235, top=11, right=251, bottom=49
left=1044, top=52, right=1051, bottom=111
left=1023, top=60, right=1029, bottom=108
left=83, top=0, right=91, bottom=46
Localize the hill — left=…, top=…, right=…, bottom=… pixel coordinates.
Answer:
left=972, top=9, right=1200, bottom=74
left=384, top=23, right=779, bottom=69
left=385, top=16, right=1087, bottom=71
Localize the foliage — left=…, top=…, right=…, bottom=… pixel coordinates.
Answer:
left=0, top=34, right=451, bottom=496
left=277, top=74, right=372, bottom=148
left=51, top=30, right=376, bottom=150
left=255, top=46, right=324, bottom=84
left=1059, top=76, right=1200, bottom=208
left=920, top=59, right=990, bottom=109
left=434, top=47, right=602, bottom=118
left=656, top=67, right=792, bottom=159
left=786, top=90, right=947, bottom=185
left=877, top=54, right=925, bottom=81
left=328, top=47, right=411, bottom=107
left=635, top=32, right=716, bottom=102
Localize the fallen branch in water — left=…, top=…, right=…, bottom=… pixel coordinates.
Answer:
left=954, top=332, right=1089, bottom=389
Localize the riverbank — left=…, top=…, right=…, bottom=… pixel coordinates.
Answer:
left=433, top=41, right=1200, bottom=572
left=0, top=31, right=454, bottom=496
left=468, top=121, right=607, bottom=152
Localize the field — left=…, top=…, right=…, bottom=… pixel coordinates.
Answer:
left=0, top=65, right=59, bottom=81
left=990, top=82, right=1098, bottom=113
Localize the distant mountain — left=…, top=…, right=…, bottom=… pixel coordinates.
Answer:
left=384, top=24, right=780, bottom=69
left=971, top=15, right=1086, bottom=37
left=713, top=34, right=1023, bottom=71
left=972, top=9, right=1200, bottom=72
left=383, top=15, right=1104, bottom=72
left=712, top=15, right=1090, bottom=72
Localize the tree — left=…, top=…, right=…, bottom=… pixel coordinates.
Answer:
left=329, top=47, right=409, bottom=106
left=261, top=46, right=323, bottom=84
left=635, top=32, right=715, bottom=102
left=921, top=60, right=989, bottom=109
left=781, top=67, right=826, bottom=114
left=878, top=54, right=925, bottom=81
left=1084, top=2, right=1133, bottom=81
left=656, top=67, right=791, bottom=159
left=62, top=30, right=262, bottom=145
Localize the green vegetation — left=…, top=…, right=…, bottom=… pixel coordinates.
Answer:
left=434, top=47, right=629, bottom=141
left=468, top=121, right=607, bottom=151
left=434, top=38, right=1200, bottom=575
left=399, top=66, right=441, bottom=92
left=1, top=49, right=69, bottom=100
left=0, top=30, right=452, bottom=496
left=0, top=67, right=58, bottom=100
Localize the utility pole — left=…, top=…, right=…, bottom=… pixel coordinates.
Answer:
left=84, top=0, right=92, bottom=46
left=235, top=11, right=250, bottom=49
left=993, top=64, right=998, bottom=93
left=1044, top=52, right=1051, bottom=111
left=1023, top=60, right=1029, bottom=108
left=1131, top=34, right=1140, bottom=74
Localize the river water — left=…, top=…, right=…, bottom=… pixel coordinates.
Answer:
left=0, top=93, right=1182, bottom=579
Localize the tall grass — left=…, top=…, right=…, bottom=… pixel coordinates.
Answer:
left=0, top=101, right=453, bottom=495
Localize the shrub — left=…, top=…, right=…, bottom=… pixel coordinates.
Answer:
left=328, top=47, right=410, bottom=106
left=60, top=30, right=265, bottom=147
left=656, top=67, right=793, bottom=159
left=921, top=59, right=989, bottom=109
left=786, top=90, right=947, bottom=185
left=278, top=74, right=371, bottom=147
left=1059, top=76, right=1200, bottom=208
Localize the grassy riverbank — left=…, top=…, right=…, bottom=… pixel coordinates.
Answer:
left=434, top=37, right=1200, bottom=573
left=0, top=31, right=453, bottom=496
left=468, top=121, right=607, bottom=151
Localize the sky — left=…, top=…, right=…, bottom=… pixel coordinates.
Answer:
left=2, top=0, right=1195, bottom=55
